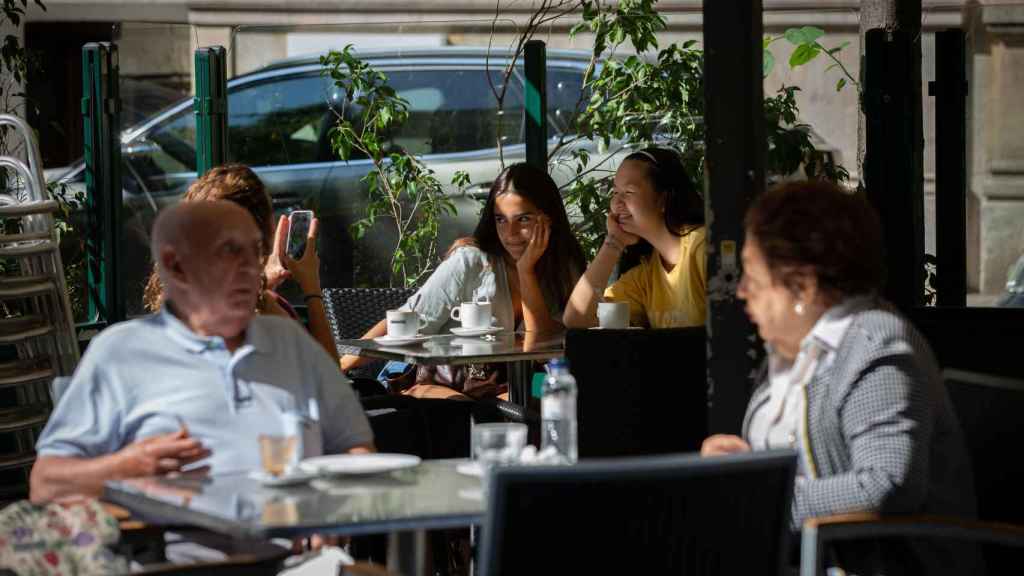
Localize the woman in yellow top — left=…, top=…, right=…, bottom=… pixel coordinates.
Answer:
left=563, top=147, right=706, bottom=328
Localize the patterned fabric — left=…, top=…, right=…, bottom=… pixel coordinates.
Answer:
left=742, top=302, right=976, bottom=528
left=0, top=499, right=128, bottom=575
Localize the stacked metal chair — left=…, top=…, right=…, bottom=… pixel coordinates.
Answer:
left=0, top=114, right=80, bottom=504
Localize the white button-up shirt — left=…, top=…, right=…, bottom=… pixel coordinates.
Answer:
left=747, top=297, right=869, bottom=477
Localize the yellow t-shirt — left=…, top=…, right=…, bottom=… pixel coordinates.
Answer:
left=603, top=226, right=707, bottom=328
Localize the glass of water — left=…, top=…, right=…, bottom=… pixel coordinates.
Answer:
left=472, top=422, right=528, bottom=469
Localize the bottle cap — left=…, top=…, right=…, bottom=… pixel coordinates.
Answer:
left=546, top=357, right=568, bottom=370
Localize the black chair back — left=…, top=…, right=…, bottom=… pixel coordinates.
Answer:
left=323, top=287, right=415, bottom=384
left=565, top=327, right=707, bottom=458
left=479, top=450, right=797, bottom=576
left=943, top=368, right=1024, bottom=525
left=323, top=287, right=416, bottom=341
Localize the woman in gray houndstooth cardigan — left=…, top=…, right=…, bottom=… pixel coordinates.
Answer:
left=702, top=181, right=975, bottom=571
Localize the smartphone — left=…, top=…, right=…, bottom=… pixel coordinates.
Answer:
left=286, top=210, right=314, bottom=260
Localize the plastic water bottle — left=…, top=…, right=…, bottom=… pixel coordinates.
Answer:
left=541, top=358, right=578, bottom=464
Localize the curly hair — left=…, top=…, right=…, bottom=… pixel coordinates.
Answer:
left=142, top=164, right=272, bottom=312
left=744, top=180, right=885, bottom=303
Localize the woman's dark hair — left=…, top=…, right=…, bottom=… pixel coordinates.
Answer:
left=464, top=163, right=586, bottom=308
left=620, top=147, right=704, bottom=264
left=744, top=180, right=885, bottom=302
left=143, top=164, right=272, bottom=312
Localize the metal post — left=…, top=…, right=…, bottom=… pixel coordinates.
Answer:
left=863, top=29, right=926, bottom=310
left=702, top=1, right=765, bottom=434
left=194, top=46, right=229, bottom=176
left=523, top=40, right=548, bottom=171
left=929, top=29, right=968, bottom=307
left=81, top=42, right=125, bottom=325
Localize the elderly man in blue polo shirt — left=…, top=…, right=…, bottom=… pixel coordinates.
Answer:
left=30, top=200, right=374, bottom=503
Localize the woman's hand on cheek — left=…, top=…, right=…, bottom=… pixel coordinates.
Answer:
left=516, top=215, right=550, bottom=274
left=606, top=211, right=639, bottom=248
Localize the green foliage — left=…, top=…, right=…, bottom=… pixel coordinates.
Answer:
left=321, top=45, right=466, bottom=287
left=764, top=26, right=857, bottom=93
left=548, top=8, right=852, bottom=259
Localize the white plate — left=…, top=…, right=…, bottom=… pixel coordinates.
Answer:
left=450, top=326, right=503, bottom=337
left=248, top=469, right=318, bottom=487
left=373, top=334, right=430, bottom=346
left=299, top=453, right=422, bottom=476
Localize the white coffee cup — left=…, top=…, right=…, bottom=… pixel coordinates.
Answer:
left=597, top=301, right=630, bottom=329
left=386, top=309, right=427, bottom=337
left=450, top=300, right=493, bottom=329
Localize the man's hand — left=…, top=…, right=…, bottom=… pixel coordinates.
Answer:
left=700, top=434, right=751, bottom=457
left=114, top=428, right=211, bottom=479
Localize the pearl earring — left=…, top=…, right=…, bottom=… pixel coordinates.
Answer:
left=794, top=301, right=805, bottom=316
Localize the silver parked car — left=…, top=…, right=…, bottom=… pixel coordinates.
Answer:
left=54, top=47, right=606, bottom=316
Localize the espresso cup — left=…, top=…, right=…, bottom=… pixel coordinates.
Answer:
left=597, top=301, right=630, bottom=329
left=450, top=301, right=493, bottom=329
left=386, top=309, right=427, bottom=337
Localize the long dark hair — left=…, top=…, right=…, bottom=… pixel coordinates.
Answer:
left=464, top=163, right=586, bottom=308
left=620, top=147, right=704, bottom=265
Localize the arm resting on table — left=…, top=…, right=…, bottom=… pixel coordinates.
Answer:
left=340, top=319, right=388, bottom=372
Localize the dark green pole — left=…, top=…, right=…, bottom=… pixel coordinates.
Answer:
left=81, top=42, right=124, bottom=325
left=524, top=40, right=548, bottom=171
left=194, top=46, right=229, bottom=176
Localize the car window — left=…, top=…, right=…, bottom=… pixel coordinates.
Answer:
left=124, top=108, right=196, bottom=193
left=229, top=73, right=331, bottom=168
left=547, top=68, right=587, bottom=136
left=333, top=68, right=525, bottom=160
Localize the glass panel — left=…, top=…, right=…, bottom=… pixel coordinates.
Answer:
left=125, top=107, right=196, bottom=192
left=341, top=68, right=524, bottom=158
left=228, top=74, right=331, bottom=167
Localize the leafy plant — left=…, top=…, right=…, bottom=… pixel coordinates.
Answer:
left=321, top=45, right=467, bottom=287
left=507, top=1, right=854, bottom=258
left=763, top=26, right=858, bottom=94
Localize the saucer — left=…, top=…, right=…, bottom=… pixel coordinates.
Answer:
left=455, top=461, right=484, bottom=478
left=450, top=326, right=503, bottom=337
left=248, top=469, right=318, bottom=487
left=373, top=334, right=431, bottom=346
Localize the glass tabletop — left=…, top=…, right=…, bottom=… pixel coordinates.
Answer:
left=335, top=331, right=565, bottom=366
left=103, top=459, right=484, bottom=539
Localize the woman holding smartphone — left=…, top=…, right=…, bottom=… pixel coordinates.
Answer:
left=341, top=163, right=586, bottom=399
left=563, top=147, right=707, bottom=329
left=143, top=164, right=338, bottom=360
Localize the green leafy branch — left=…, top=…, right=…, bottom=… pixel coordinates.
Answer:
left=763, top=26, right=858, bottom=93
left=321, top=45, right=466, bottom=287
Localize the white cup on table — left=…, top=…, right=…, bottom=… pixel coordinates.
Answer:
left=386, top=309, right=427, bottom=337
left=450, top=300, right=493, bottom=329
left=596, top=301, right=630, bottom=329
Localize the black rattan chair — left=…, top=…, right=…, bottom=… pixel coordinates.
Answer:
left=323, top=287, right=416, bottom=391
